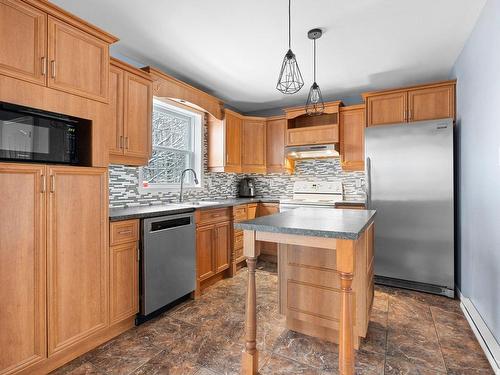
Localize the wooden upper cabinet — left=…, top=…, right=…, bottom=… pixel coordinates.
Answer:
left=123, top=72, right=152, bottom=160
left=266, top=116, right=294, bottom=174
left=364, top=80, right=456, bottom=126
left=108, top=64, right=124, bottom=157
left=208, top=109, right=242, bottom=173
left=366, top=91, right=406, bottom=127
left=0, top=0, right=47, bottom=86
left=214, top=221, right=231, bottom=273
left=47, top=16, right=109, bottom=102
left=408, top=84, right=455, bottom=122
left=286, top=124, right=339, bottom=146
left=0, top=163, right=46, bottom=374
left=47, top=166, right=108, bottom=355
left=108, top=58, right=153, bottom=166
left=225, top=111, right=242, bottom=170
left=242, top=118, right=266, bottom=173
left=340, top=105, right=365, bottom=171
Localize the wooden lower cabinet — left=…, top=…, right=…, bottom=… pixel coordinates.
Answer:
left=0, top=163, right=46, bottom=374
left=196, top=224, right=216, bottom=281
left=47, top=166, right=108, bottom=355
left=109, top=219, right=139, bottom=326
left=215, top=221, right=231, bottom=273
left=195, top=208, right=232, bottom=294
left=0, top=163, right=129, bottom=375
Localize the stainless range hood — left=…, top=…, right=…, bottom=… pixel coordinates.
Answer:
left=285, top=144, right=339, bottom=160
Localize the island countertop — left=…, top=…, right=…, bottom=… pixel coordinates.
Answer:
left=234, top=207, right=376, bottom=240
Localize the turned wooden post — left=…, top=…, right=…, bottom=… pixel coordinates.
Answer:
left=339, top=272, right=354, bottom=374
left=242, top=230, right=259, bottom=374
left=336, top=239, right=356, bottom=375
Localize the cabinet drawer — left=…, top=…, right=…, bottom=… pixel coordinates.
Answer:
left=197, top=207, right=231, bottom=226
left=110, top=219, right=139, bottom=246
left=233, top=205, right=248, bottom=222
left=234, top=231, right=244, bottom=249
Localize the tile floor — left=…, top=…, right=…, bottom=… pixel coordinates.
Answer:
left=53, top=262, right=493, bottom=375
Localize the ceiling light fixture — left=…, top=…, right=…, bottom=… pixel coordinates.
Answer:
left=305, top=28, right=325, bottom=116
left=276, top=0, right=304, bottom=94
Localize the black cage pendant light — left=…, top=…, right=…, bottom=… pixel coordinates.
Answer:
left=276, top=0, right=304, bottom=94
left=305, top=28, right=325, bottom=116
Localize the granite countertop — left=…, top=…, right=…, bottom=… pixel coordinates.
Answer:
left=109, top=197, right=281, bottom=221
left=234, top=207, right=376, bottom=240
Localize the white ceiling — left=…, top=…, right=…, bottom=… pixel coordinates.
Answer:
left=52, top=0, right=485, bottom=114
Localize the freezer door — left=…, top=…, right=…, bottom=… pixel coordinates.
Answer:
left=365, top=119, right=454, bottom=290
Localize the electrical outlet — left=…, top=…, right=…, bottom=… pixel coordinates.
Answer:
left=355, top=179, right=362, bottom=188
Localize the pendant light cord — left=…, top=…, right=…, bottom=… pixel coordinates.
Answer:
left=288, top=0, right=291, bottom=49
left=313, top=38, right=317, bottom=82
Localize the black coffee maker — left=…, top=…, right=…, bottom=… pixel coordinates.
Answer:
left=239, top=177, right=256, bottom=197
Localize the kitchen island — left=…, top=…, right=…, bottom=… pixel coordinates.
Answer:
left=235, top=207, right=376, bottom=375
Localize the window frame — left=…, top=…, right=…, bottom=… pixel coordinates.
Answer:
left=139, top=99, right=203, bottom=193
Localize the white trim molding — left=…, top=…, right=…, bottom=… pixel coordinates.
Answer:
left=458, top=289, right=500, bottom=374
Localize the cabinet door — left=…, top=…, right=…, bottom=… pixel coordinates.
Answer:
left=47, top=16, right=109, bottom=102
left=215, top=221, right=231, bottom=273
left=286, top=125, right=339, bottom=146
left=108, top=64, right=124, bottom=158
left=196, top=225, right=216, bottom=281
left=225, top=112, right=242, bottom=170
left=266, top=117, right=293, bottom=173
left=123, top=72, right=152, bottom=163
left=340, top=107, right=365, bottom=171
left=47, top=166, right=108, bottom=355
left=0, top=0, right=47, bottom=86
left=366, top=92, right=407, bottom=126
left=408, top=85, right=455, bottom=122
left=0, top=164, right=46, bottom=374
left=110, top=242, right=138, bottom=325
left=242, top=119, right=266, bottom=173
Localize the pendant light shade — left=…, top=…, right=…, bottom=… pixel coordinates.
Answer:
left=276, top=0, right=304, bottom=94
left=305, top=28, right=325, bottom=116
left=306, top=82, right=325, bottom=115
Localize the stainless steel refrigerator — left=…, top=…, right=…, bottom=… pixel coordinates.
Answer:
left=365, top=118, right=454, bottom=297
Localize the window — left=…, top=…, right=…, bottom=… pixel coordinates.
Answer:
left=140, top=99, right=202, bottom=190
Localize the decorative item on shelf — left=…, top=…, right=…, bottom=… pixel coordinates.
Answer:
left=305, top=28, right=325, bottom=116
left=276, top=0, right=304, bottom=94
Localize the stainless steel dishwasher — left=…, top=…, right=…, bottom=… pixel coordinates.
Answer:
left=140, top=212, right=195, bottom=317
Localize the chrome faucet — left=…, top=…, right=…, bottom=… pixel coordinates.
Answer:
left=179, top=168, right=199, bottom=203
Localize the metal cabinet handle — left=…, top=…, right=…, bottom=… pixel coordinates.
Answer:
left=125, top=137, right=129, bottom=150
left=50, top=175, right=55, bottom=193
left=118, top=229, right=132, bottom=235
left=408, top=108, right=412, bottom=121
left=41, top=57, right=47, bottom=76
left=119, top=136, right=123, bottom=149
left=137, top=247, right=140, bottom=262
left=50, top=60, right=56, bottom=78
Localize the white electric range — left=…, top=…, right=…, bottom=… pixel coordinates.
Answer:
left=279, top=181, right=344, bottom=212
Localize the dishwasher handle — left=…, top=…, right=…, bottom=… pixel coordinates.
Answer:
left=148, top=215, right=193, bottom=233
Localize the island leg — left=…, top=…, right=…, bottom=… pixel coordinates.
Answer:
left=242, top=230, right=258, bottom=374
left=336, top=239, right=356, bottom=375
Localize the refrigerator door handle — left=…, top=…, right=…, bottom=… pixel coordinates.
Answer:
left=366, top=157, right=371, bottom=209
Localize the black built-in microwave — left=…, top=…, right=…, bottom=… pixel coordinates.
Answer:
left=0, top=102, right=84, bottom=165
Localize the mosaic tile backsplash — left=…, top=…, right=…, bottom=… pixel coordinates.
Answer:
left=109, top=158, right=365, bottom=208
left=109, top=117, right=365, bottom=208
